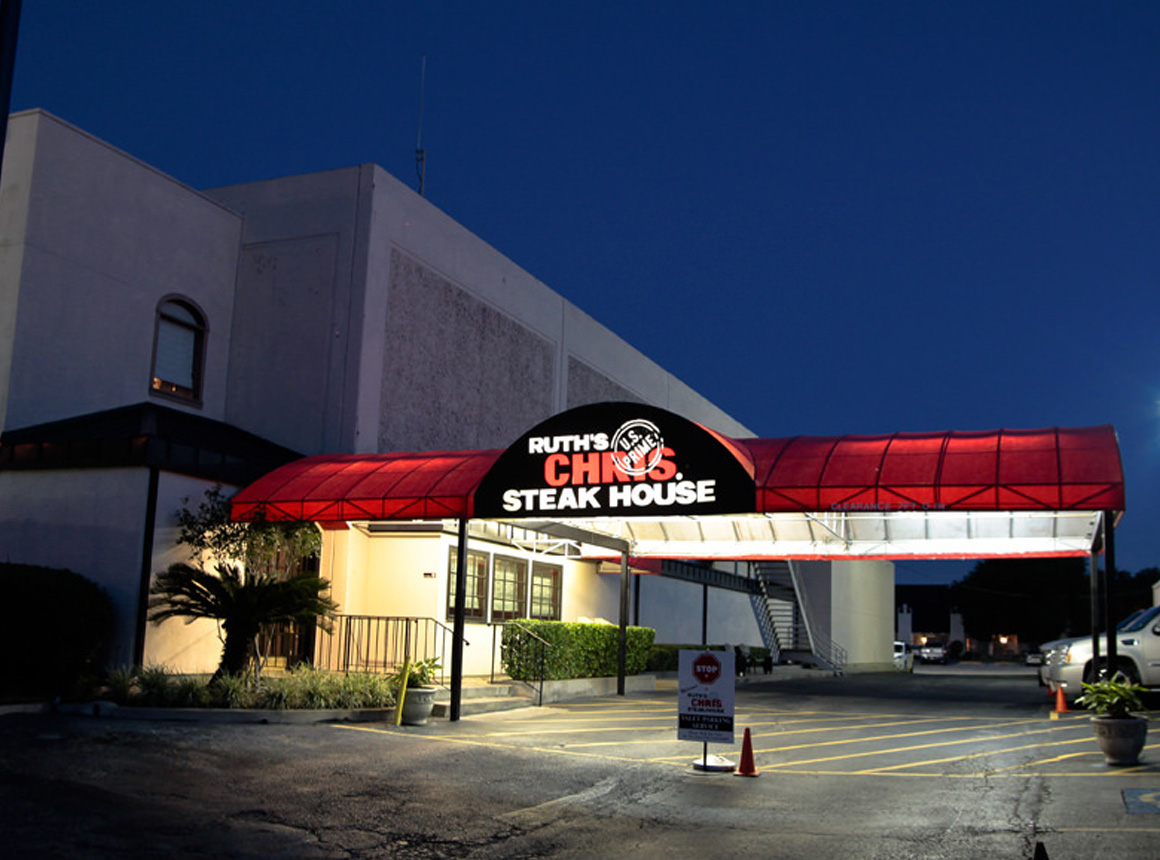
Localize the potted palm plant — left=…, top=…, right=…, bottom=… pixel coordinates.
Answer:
left=391, top=657, right=442, bottom=726
left=1075, top=671, right=1149, bottom=766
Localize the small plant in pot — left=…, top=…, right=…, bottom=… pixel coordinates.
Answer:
left=390, top=657, right=442, bottom=726
left=1075, top=671, right=1149, bottom=766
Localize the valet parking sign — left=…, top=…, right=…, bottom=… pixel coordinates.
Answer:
left=678, top=650, right=735, bottom=744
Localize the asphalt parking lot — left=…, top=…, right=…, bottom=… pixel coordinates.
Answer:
left=3, top=666, right=1159, bottom=859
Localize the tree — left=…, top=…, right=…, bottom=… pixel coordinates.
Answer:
left=175, top=485, right=320, bottom=578
left=149, top=486, right=333, bottom=680
left=148, top=563, right=337, bottom=680
left=950, top=558, right=1089, bottom=646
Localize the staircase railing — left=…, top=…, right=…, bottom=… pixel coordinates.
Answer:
left=748, top=589, right=781, bottom=661
left=492, top=620, right=553, bottom=706
left=314, top=615, right=463, bottom=684
left=752, top=561, right=848, bottom=675
left=786, top=561, right=847, bottom=674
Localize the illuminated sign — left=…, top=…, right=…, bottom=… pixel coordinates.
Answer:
left=473, top=403, right=755, bottom=519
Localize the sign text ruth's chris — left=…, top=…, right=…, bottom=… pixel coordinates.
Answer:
left=500, top=421, right=718, bottom=513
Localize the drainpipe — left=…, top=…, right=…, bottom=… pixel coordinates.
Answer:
left=0, top=0, right=22, bottom=184
left=133, top=466, right=160, bottom=667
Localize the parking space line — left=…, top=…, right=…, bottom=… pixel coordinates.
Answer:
left=751, top=718, right=1067, bottom=756
left=334, top=693, right=1154, bottom=781
left=751, top=723, right=1089, bottom=770
left=853, top=737, right=1093, bottom=775
left=334, top=722, right=647, bottom=764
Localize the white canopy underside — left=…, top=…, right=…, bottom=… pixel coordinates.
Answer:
left=494, top=509, right=1105, bottom=560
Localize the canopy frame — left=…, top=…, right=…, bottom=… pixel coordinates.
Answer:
left=231, top=409, right=1125, bottom=720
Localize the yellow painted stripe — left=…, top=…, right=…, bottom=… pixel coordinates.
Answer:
left=333, top=723, right=645, bottom=764
left=761, top=724, right=1091, bottom=768
left=853, top=737, right=1092, bottom=774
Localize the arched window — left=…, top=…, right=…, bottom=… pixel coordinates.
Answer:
left=150, top=298, right=206, bottom=402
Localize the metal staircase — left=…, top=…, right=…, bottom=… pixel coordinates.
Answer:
left=751, top=561, right=847, bottom=674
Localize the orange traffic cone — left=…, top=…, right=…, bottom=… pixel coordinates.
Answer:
left=735, top=727, right=760, bottom=777
left=1053, top=684, right=1069, bottom=714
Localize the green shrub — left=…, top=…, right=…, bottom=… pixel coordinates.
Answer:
left=501, top=621, right=655, bottom=681
left=103, top=667, right=137, bottom=704
left=1, top=563, right=114, bottom=701
left=135, top=665, right=177, bottom=706
left=93, top=664, right=395, bottom=710
left=645, top=643, right=732, bottom=672
left=210, top=673, right=255, bottom=708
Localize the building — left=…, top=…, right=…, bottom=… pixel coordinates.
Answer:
left=2, top=110, right=894, bottom=677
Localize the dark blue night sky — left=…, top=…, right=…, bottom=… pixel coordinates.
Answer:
left=10, top=2, right=1159, bottom=582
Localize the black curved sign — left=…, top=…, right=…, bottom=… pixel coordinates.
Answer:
left=473, top=403, right=755, bottom=518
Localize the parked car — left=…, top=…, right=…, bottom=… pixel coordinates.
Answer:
left=1024, top=649, right=1045, bottom=666
left=893, top=641, right=914, bottom=672
left=1036, top=640, right=1065, bottom=686
left=918, top=640, right=948, bottom=664
left=1045, top=605, right=1160, bottom=696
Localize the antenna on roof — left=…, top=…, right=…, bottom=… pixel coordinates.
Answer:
left=415, top=54, right=427, bottom=197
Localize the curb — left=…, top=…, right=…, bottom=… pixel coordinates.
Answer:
left=4, top=700, right=394, bottom=724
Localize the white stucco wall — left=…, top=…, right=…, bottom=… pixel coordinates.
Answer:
left=204, top=164, right=752, bottom=459
left=636, top=574, right=762, bottom=647
left=140, top=474, right=236, bottom=673
left=1, top=111, right=241, bottom=433
left=0, top=467, right=151, bottom=666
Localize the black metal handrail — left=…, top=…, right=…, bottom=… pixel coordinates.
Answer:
left=315, top=615, right=465, bottom=684
left=492, top=620, right=553, bottom=706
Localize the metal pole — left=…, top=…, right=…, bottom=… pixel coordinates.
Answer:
left=450, top=518, right=469, bottom=721
left=617, top=551, right=629, bottom=695
left=701, top=583, right=708, bottom=646
left=1089, top=543, right=1101, bottom=681
left=1103, top=511, right=1118, bottom=675
left=0, top=0, right=22, bottom=185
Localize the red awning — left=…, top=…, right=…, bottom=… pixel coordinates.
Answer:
left=231, top=449, right=502, bottom=523
left=739, top=425, right=1124, bottom=514
left=232, top=425, right=1123, bottom=525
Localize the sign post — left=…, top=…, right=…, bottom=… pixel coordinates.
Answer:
left=678, top=649, right=736, bottom=771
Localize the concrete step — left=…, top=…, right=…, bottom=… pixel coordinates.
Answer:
left=431, top=681, right=534, bottom=718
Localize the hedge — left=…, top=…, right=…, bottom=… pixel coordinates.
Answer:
left=1, top=562, right=114, bottom=701
left=645, top=643, right=770, bottom=672
left=501, top=620, right=655, bottom=681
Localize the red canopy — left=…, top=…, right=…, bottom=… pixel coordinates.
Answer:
left=230, top=449, right=501, bottom=523
left=740, top=425, right=1124, bottom=514
left=232, top=425, right=1123, bottom=525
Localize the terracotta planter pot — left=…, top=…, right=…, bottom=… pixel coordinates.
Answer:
left=1091, top=716, right=1147, bottom=766
left=397, top=686, right=438, bottom=726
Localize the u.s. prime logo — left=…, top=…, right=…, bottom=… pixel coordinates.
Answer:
left=609, top=419, right=664, bottom=476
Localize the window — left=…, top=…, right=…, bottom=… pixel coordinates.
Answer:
left=491, top=556, right=527, bottom=621
left=447, top=548, right=489, bottom=621
left=151, top=298, right=206, bottom=402
left=529, top=562, right=562, bottom=620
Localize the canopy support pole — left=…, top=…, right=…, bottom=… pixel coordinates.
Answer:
left=617, top=550, right=629, bottom=695
left=1089, top=543, right=1101, bottom=680
left=1102, top=511, right=1117, bottom=676
left=450, top=518, right=469, bottom=721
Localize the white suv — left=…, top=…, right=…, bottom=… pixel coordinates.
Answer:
left=1046, top=605, right=1160, bottom=694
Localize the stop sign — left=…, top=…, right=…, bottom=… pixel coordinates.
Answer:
left=692, top=652, right=721, bottom=685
